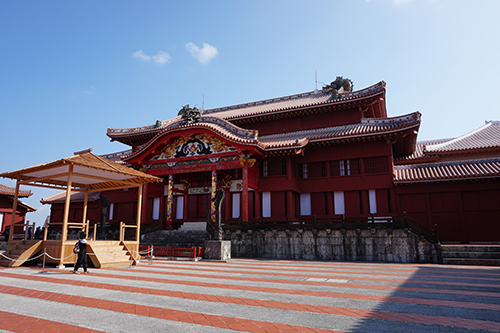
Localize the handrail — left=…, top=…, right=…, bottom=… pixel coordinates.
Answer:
left=119, top=221, right=138, bottom=242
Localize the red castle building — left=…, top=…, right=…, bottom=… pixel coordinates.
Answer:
left=44, top=78, right=500, bottom=244
left=0, top=183, right=36, bottom=235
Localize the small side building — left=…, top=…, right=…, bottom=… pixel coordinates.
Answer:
left=0, top=183, right=36, bottom=236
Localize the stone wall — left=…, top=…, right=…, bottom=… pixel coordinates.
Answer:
left=227, top=228, right=440, bottom=263
left=141, top=229, right=211, bottom=248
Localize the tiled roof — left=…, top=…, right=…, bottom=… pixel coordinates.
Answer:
left=394, top=138, right=451, bottom=163
left=40, top=191, right=101, bottom=204
left=0, top=183, right=32, bottom=197
left=123, top=116, right=261, bottom=161
left=258, top=112, right=421, bottom=150
left=99, top=150, right=132, bottom=164
left=108, top=81, right=387, bottom=139
left=0, top=152, right=162, bottom=191
left=394, top=158, right=500, bottom=184
left=425, top=121, right=500, bottom=154
left=205, top=82, right=386, bottom=121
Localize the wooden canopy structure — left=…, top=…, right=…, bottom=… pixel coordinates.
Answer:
left=0, top=149, right=162, bottom=268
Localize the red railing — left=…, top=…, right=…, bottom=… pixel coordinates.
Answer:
left=139, top=246, right=204, bottom=259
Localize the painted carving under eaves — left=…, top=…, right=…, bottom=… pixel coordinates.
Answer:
left=151, top=134, right=237, bottom=160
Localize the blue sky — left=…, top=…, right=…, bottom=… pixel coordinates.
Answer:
left=1, top=0, right=499, bottom=226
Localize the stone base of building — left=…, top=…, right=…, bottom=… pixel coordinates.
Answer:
left=204, top=240, right=231, bottom=261
left=227, top=228, right=440, bottom=263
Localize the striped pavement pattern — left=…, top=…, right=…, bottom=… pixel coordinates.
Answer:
left=0, top=259, right=499, bottom=332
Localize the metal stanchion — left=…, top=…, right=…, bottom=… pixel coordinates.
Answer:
left=149, top=245, right=154, bottom=265
left=42, top=248, right=46, bottom=273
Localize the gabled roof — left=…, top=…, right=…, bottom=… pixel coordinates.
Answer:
left=394, top=157, right=500, bottom=184
left=0, top=150, right=162, bottom=191
left=425, top=121, right=500, bottom=154
left=123, top=116, right=261, bottom=162
left=107, top=81, right=387, bottom=143
left=0, top=183, right=32, bottom=197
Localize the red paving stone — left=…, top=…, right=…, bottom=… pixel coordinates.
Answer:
left=0, top=260, right=499, bottom=332
left=0, top=284, right=346, bottom=332
left=157, top=260, right=500, bottom=281
left=136, top=262, right=500, bottom=288
left=0, top=309, right=105, bottom=333
left=0, top=273, right=499, bottom=332
left=2, top=269, right=500, bottom=315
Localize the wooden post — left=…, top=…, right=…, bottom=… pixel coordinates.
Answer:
left=82, top=190, right=89, bottom=229
left=8, top=178, right=20, bottom=247
left=24, top=220, right=29, bottom=240
left=59, top=163, right=74, bottom=268
left=136, top=184, right=143, bottom=242
left=43, top=217, right=49, bottom=241
left=85, top=220, right=89, bottom=238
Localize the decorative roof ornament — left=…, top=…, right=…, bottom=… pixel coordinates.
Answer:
left=178, top=104, right=202, bottom=124
left=322, top=76, right=353, bottom=100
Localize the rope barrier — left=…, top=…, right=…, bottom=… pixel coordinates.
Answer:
left=0, top=252, right=45, bottom=263
left=0, top=245, right=155, bottom=266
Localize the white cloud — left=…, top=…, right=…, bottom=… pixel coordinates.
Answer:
left=132, top=50, right=171, bottom=64
left=186, top=42, right=218, bottom=65
left=152, top=51, right=171, bottom=64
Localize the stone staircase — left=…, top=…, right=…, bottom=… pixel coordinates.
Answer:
left=441, top=245, right=500, bottom=266
left=87, top=241, right=134, bottom=268
left=0, top=240, right=43, bottom=267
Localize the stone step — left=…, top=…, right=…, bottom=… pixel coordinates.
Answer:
left=440, top=245, right=500, bottom=266
left=442, top=258, right=500, bottom=266
left=441, top=245, right=500, bottom=253
left=441, top=251, right=500, bottom=259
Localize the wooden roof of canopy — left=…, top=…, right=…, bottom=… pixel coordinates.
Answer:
left=0, top=150, right=162, bottom=192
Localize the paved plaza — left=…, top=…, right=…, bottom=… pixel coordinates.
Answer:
left=0, top=258, right=499, bottom=332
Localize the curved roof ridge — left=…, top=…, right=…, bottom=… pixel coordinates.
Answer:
left=361, top=112, right=421, bottom=124
left=258, top=111, right=420, bottom=150
left=107, top=81, right=387, bottom=139
left=124, top=117, right=262, bottom=162
left=209, top=81, right=386, bottom=121
left=163, top=116, right=258, bottom=140
left=425, top=120, right=500, bottom=154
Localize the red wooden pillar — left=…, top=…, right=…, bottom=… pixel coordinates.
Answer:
left=160, top=181, right=165, bottom=226
left=254, top=191, right=261, bottom=220
left=242, top=165, right=249, bottom=222
left=183, top=191, right=189, bottom=221
left=211, top=168, right=217, bottom=222
left=141, top=183, right=149, bottom=224
left=286, top=190, right=294, bottom=220
left=166, top=173, right=173, bottom=226
left=224, top=188, right=231, bottom=220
